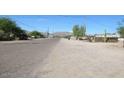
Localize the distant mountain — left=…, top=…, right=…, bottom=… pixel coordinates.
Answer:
left=53, top=32, right=72, bottom=37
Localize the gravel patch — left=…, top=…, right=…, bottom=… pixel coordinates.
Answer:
left=34, top=39, right=124, bottom=78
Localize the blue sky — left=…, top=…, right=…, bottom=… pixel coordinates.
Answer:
left=1, top=15, right=124, bottom=34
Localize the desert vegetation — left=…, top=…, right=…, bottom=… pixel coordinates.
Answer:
left=0, top=17, right=45, bottom=41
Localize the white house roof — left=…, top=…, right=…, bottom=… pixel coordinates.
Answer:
left=95, top=33, right=119, bottom=37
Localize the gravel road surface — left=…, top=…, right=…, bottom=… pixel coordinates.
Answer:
left=0, top=38, right=124, bottom=78
left=33, top=39, right=124, bottom=78
left=0, top=39, right=60, bottom=77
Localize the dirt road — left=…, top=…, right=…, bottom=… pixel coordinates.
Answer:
left=0, top=39, right=60, bottom=77
left=34, top=39, right=124, bottom=78
left=0, top=38, right=124, bottom=77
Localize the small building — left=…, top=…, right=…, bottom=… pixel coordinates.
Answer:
left=89, top=33, right=119, bottom=42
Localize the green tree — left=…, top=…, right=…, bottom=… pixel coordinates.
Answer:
left=117, top=20, right=124, bottom=38
left=0, top=17, right=16, bottom=36
left=14, top=28, right=28, bottom=40
left=117, top=20, right=124, bottom=47
left=29, top=31, right=44, bottom=38
left=73, top=25, right=86, bottom=40
left=0, top=17, right=28, bottom=40
left=0, top=30, right=5, bottom=40
left=79, top=25, right=86, bottom=37
left=117, top=26, right=124, bottom=38
left=73, top=25, right=80, bottom=40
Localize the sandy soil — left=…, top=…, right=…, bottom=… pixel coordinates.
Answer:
left=34, top=39, right=124, bottom=78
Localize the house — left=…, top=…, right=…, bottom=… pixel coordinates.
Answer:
left=89, top=33, right=119, bottom=42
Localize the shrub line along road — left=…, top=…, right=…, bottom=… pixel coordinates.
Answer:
left=0, top=38, right=124, bottom=77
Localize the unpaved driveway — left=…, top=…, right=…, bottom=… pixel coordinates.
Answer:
left=34, top=39, right=124, bottom=78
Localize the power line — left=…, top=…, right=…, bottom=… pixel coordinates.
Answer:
left=63, top=15, right=109, bottom=30
left=82, top=16, right=110, bottom=29
left=0, top=15, right=34, bottom=28
left=13, top=19, right=37, bottom=30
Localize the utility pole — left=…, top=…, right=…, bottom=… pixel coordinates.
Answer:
left=84, top=24, right=86, bottom=37
left=47, top=27, right=49, bottom=38
left=52, top=25, right=54, bottom=38
left=82, top=16, right=87, bottom=38
left=104, top=29, right=107, bottom=42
